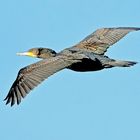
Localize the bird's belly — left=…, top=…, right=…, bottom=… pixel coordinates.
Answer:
left=67, top=58, right=104, bottom=72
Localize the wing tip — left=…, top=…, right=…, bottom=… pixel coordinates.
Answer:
left=99, top=27, right=140, bottom=31
left=4, top=96, right=14, bottom=107
left=4, top=97, right=21, bottom=107
left=4, top=91, right=22, bottom=107
left=115, top=27, right=140, bottom=31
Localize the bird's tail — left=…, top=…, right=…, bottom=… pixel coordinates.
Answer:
left=107, top=60, right=137, bottom=67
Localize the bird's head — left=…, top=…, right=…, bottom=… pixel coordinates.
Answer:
left=17, top=47, right=57, bottom=59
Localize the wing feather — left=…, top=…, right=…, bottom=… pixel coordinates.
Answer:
left=4, top=55, right=74, bottom=106
left=75, top=27, right=140, bottom=54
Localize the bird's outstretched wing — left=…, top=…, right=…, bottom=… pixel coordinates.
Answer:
left=4, top=55, right=75, bottom=106
left=75, top=27, right=140, bottom=55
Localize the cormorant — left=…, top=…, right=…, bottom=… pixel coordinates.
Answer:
left=4, top=27, right=140, bottom=106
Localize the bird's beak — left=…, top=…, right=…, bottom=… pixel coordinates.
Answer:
left=16, top=52, right=37, bottom=57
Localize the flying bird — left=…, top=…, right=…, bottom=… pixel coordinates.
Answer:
left=4, top=27, right=140, bottom=106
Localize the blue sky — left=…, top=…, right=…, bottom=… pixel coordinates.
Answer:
left=0, top=0, right=140, bottom=140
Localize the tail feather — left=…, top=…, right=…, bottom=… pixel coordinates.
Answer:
left=108, top=60, right=137, bottom=67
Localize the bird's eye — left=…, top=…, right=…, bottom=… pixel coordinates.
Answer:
left=38, top=48, right=44, bottom=55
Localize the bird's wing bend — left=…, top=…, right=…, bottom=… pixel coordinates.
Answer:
left=75, top=27, right=140, bottom=55
left=4, top=55, right=75, bottom=106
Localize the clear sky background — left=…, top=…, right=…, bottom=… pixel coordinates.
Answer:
left=0, top=0, right=140, bottom=140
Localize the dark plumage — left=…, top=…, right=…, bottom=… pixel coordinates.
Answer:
left=4, top=27, right=140, bottom=106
